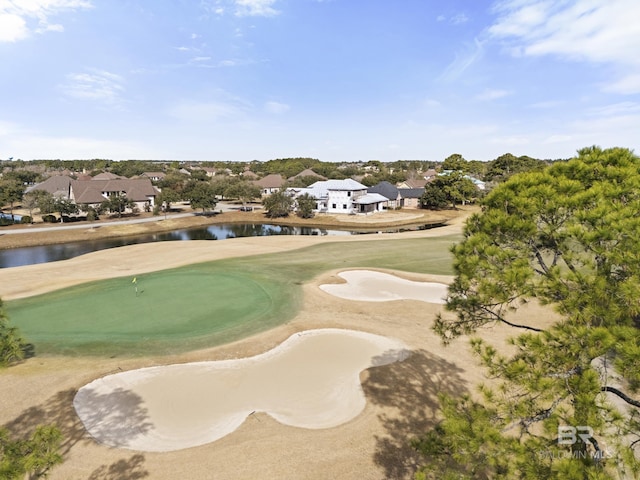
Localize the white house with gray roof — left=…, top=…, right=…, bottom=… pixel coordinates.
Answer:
left=290, top=179, right=387, bottom=214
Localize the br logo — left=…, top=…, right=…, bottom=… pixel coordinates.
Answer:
left=558, top=426, right=593, bottom=445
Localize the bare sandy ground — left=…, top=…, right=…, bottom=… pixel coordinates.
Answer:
left=0, top=210, right=561, bottom=479
left=319, top=270, right=449, bottom=303
left=74, top=329, right=410, bottom=452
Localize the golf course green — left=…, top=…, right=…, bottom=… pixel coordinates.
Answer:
left=6, top=235, right=459, bottom=356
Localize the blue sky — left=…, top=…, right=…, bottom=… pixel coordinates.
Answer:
left=1, top=0, right=639, bottom=163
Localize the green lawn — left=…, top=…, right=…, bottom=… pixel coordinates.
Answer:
left=6, top=234, right=460, bottom=357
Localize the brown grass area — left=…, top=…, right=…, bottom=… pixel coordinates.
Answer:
left=0, top=205, right=559, bottom=480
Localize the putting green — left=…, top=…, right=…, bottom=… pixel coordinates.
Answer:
left=7, top=267, right=295, bottom=356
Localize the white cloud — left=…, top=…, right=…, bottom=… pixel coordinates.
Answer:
left=0, top=121, right=155, bottom=160
left=436, top=12, right=470, bottom=25
left=168, top=92, right=252, bottom=122
left=475, top=88, right=512, bottom=101
left=0, top=13, right=28, bottom=42
left=264, top=101, right=290, bottom=114
left=0, top=0, right=93, bottom=42
left=423, top=98, right=441, bottom=108
left=60, top=69, right=125, bottom=105
left=439, top=38, right=485, bottom=81
left=488, top=0, right=640, bottom=94
left=602, top=73, right=640, bottom=95
left=450, top=13, right=469, bottom=25
left=234, top=0, right=279, bottom=17
left=585, top=101, right=640, bottom=117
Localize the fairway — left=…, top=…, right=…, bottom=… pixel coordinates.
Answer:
left=6, top=235, right=460, bottom=356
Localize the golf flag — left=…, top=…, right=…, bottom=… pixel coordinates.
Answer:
left=132, top=277, right=137, bottom=284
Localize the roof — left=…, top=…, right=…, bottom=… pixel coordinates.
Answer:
left=254, top=174, right=286, bottom=188
left=27, top=175, right=72, bottom=198
left=288, top=168, right=327, bottom=181
left=398, top=188, right=425, bottom=199
left=401, top=178, right=427, bottom=189
left=92, top=172, right=126, bottom=180
left=367, top=181, right=399, bottom=200
left=353, top=193, right=389, bottom=205
left=308, top=179, right=368, bottom=191
left=71, top=178, right=158, bottom=203
left=142, top=171, right=166, bottom=179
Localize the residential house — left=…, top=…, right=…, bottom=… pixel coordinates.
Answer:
left=291, top=179, right=387, bottom=214
left=70, top=178, right=159, bottom=213
left=254, top=174, right=286, bottom=196
left=396, top=169, right=437, bottom=189
left=397, top=178, right=427, bottom=189
left=141, top=171, right=166, bottom=182
left=367, top=181, right=401, bottom=209
left=28, top=174, right=159, bottom=214
left=398, top=188, right=424, bottom=209
left=287, top=168, right=327, bottom=183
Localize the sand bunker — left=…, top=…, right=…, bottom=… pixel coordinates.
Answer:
left=74, top=329, right=408, bottom=452
left=319, top=270, right=448, bottom=303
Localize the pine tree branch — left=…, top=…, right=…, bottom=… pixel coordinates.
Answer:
left=479, top=306, right=544, bottom=333
left=602, top=386, right=640, bottom=408
left=499, top=317, right=544, bottom=332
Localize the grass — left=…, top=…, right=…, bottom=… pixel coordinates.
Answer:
left=6, top=234, right=460, bottom=357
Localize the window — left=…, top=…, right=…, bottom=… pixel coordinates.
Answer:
left=347, top=191, right=351, bottom=197
left=332, top=203, right=337, bottom=209
left=343, top=204, right=347, bottom=209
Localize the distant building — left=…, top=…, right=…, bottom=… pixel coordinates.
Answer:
left=368, top=181, right=401, bottom=209
left=27, top=174, right=159, bottom=214
left=253, top=174, right=286, bottom=196
left=141, top=171, right=166, bottom=182
left=289, top=179, right=387, bottom=214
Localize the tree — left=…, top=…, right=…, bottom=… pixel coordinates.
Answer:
left=100, top=194, right=134, bottom=218
left=186, top=181, right=217, bottom=213
left=159, top=171, right=189, bottom=200
left=263, top=190, right=293, bottom=218
left=420, top=182, right=449, bottom=210
left=0, top=425, right=63, bottom=479
left=296, top=193, right=316, bottom=218
left=0, top=179, right=25, bottom=220
left=417, top=147, right=640, bottom=479
left=156, top=188, right=180, bottom=213
left=0, top=299, right=26, bottom=367
left=223, top=181, right=261, bottom=206
left=485, top=153, right=547, bottom=182
left=21, top=191, right=49, bottom=222
left=31, top=191, right=56, bottom=217
left=54, top=198, right=79, bottom=222
left=421, top=172, right=477, bottom=209
left=442, top=153, right=468, bottom=172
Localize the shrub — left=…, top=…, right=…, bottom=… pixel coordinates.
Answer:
left=42, top=214, right=58, bottom=223
left=86, top=209, right=99, bottom=222
left=20, top=216, right=32, bottom=224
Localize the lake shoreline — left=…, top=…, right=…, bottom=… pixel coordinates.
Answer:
left=0, top=207, right=466, bottom=250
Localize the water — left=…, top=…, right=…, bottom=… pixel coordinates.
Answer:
left=0, top=223, right=355, bottom=269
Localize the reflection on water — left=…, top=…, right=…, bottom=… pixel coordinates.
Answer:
left=0, top=223, right=353, bottom=268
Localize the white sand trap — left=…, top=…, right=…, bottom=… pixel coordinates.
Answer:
left=74, top=329, right=408, bottom=452
left=319, top=270, right=448, bottom=303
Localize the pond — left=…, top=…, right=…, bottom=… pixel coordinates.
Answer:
left=0, top=223, right=356, bottom=269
